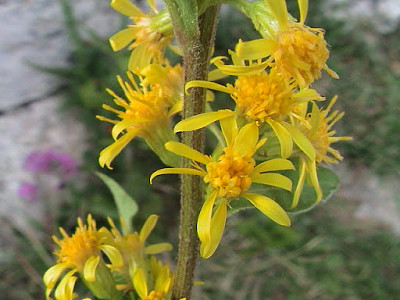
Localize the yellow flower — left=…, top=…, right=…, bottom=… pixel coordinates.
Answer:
left=101, top=215, right=173, bottom=293
left=97, top=62, right=183, bottom=169
left=133, top=257, right=173, bottom=300
left=291, top=97, right=352, bottom=207
left=109, top=0, right=174, bottom=71
left=151, top=117, right=293, bottom=258
left=230, top=0, right=338, bottom=87
left=43, top=215, right=122, bottom=300
left=185, top=62, right=322, bottom=160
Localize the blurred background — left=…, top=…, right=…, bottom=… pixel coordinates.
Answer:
left=0, top=0, right=399, bottom=299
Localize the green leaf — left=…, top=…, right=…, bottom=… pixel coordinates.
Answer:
left=228, top=166, right=339, bottom=216
left=96, top=172, right=138, bottom=234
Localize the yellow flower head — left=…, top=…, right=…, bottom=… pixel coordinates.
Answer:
left=43, top=215, right=122, bottom=300
left=109, top=0, right=174, bottom=71
left=291, top=97, right=352, bottom=208
left=133, top=257, right=173, bottom=300
left=100, top=215, right=172, bottom=293
left=151, top=116, right=293, bottom=258
left=97, top=63, right=183, bottom=169
left=303, top=97, right=352, bottom=164
left=186, top=63, right=323, bottom=159
left=231, top=0, right=338, bottom=87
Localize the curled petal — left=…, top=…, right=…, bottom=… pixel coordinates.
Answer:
left=165, top=141, right=210, bottom=165
left=197, top=191, right=218, bottom=252
left=267, top=120, right=293, bottom=158
left=83, top=256, right=100, bottom=282
left=150, top=168, right=205, bottom=183
left=252, top=158, right=295, bottom=174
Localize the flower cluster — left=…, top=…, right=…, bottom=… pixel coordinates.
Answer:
left=44, top=1, right=351, bottom=299
left=43, top=214, right=175, bottom=300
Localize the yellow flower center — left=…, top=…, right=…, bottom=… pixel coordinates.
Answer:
left=232, top=71, right=293, bottom=122
left=54, top=218, right=101, bottom=271
left=275, top=25, right=330, bottom=87
left=204, top=147, right=255, bottom=198
left=143, top=290, right=166, bottom=300
left=122, top=89, right=167, bottom=123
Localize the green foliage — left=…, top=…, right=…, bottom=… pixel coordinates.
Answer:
left=96, top=172, right=139, bottom=234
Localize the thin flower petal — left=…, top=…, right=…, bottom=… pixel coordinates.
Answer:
left=233, top=122, right=258, bottom=157
left=155, top=265, right=170, bottom=292
left=43, top=263, right=69, bottom=298
left=197, top=191, right=218, bottom=249
left=268, top=0, right=288, bottom=27
left=165, top=141, right=210, bottom=165
left=200, top=199, right=227, bottom=258
left=99, top=130, right=138, bottom=169
left=305, top=159, right=322, bottom=202
left=219, top=115, right=238, bottom=146
left=251, top=173, right=292, bottom=191
left=100, top=245, right=123, bottom=268
left=109, top=28, right=138, bottom=51
left=139, top=214, right=158, bottom=242
left=252, top=158, right=295, bottom=174
left=282, top=121, right=315, bottom=161
left=267, top=120, right=293, bottom=158
left=292, top=157, right=307, bottom=208
left=235, top=38, right=277, bottom=61
left=174, top=110, right=234, bottom=133
left=298, top=0, right=308, bottom=24
left=150, top=168, right=205, bottom=183
left=54, top=269, right=77, bottom=300
left=242, top=193, right=291, bottom=226
left=110, top=0, right=146, bottom=17
left=145, top=243, right=173, bottom=254
left=214, top=59, right=270, bottom=76
left=83, top=256, right=100, bottom=282
left=185, top=80, right=232, bottom=95
left=111, top=119, right=149, bottom=140
left=133, top=268, right=148, bottom=299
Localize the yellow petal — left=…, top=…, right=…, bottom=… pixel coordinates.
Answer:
left=128, top=43, right=150, bottom=72
left=185, top=80, right=232, bottom=95
left=133, top=269, right=148, bottom=299
left=145, top=242, right=173, bottom=254
left=305, top=159, right=322, bottom=202
left=146, top=0, right=157, bottom=12
left=267, top=0, right=288, bottom=28
left=99, top=130, right=137, bottom=169
left=214, top=59, right=270, bottom=76
left=155, top=265, right=170, bottom=292
left=100, top=245, right=123, bottom=268
left=111, top=118, right=148, bottom=140
left=109, top=28, right=138, bottom=51
left=242, top=193, right=291, bottom=226
left=267, top=120, right=293, bottom=158
left=140, top=214, right=158, bottom=242
left=251, top=173, right=292, bottom=191
left=219, top=115, right=238, bottom=146
left=150, top=168, right=205, bottom=183
left=165, top=141, right=210, bottom=165
left=110, top=0, right=146, bottom=17
left=235, top=38, right=277, bottom=61
left=252, top=158, right=295, bottom=174
left=292, top=158, right=307, bottom=208
left=43, top=263, right=69, bottom=299
left=83, top=256, right=100, bottom=282
left=293, top=88, right=324, bottom=104
left=233, top=122, right=258, bottom=157
left=200, top=199, right=227, bottom=259
left=197, top=191, right=218, bottom=250
left=54, top=269, right=77, bottom=300
left=282, top=122, right=315, bottom=161
left=174, top=110, right=234, bottom=133
left=297, top=0, right=308, bottom=24
left=168, top=100, right=183, bottom=117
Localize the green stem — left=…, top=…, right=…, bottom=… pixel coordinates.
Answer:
left=164, top=3, right=220, bottom=299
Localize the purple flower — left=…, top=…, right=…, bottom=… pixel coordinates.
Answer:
left=17, top=182, right=39, bottom=203
left=24, top=149, right=78, bottom=178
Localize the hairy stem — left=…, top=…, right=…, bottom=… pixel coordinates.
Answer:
left=165, top=3, right=220, bottom=299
